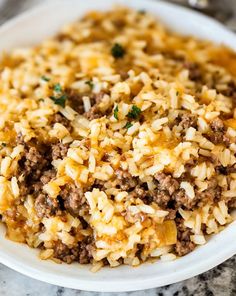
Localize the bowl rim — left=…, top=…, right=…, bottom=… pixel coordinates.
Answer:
left=1, top=221, right=236, bottom=292
left=0, top=0, right=235, bottom=292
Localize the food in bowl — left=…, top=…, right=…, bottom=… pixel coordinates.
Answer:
left=0, top=7, right=236, bottom=270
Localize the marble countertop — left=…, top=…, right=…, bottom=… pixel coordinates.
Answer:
left=0, top=0, right=236, bottom=295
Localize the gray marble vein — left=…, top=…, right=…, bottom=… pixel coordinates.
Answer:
left=0, top=0, right=236, bottom=295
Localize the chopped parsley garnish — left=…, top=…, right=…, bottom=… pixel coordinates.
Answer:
left=176, top=91, right=179, bottom=96
left=114, top=105, right=119, bottom=120
left=127, top=105, right=141, bottom=120
left=50, top=94, right=67, bottom=108
left=111, top=43, right=126, bottom=59
left=85, top=80, right=94, bottom=89
left=41, top=75, right=50, bottom=82
left=1, top=143, right=6, bottom=147
left=54, top=83, right=63, bottom=93
left=125, top=122, right=133, bottom=129
left=39, top=98, right=44, bottom=102
left=50, top=83, right=67, bottom=107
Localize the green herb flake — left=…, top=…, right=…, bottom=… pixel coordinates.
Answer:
left=54, top=83, right=63, bottom=93
left=41, top=76, right=50, bottom=82
left=50, top=94, right=67, bottom=108
left=1, top=143, right=6, bottom=147
left=176, top=91, right=179, bottom=96
left=111, top=43, right=126, bottom=59
left=127, top=105, right=141, bottom=120
left=85, top=80, right=94, bottom=89
left=38, top=98, right=44, bottom=102
left=114, top=105, right=119, bottom=120
left=125, top=122, right=133, bottom=129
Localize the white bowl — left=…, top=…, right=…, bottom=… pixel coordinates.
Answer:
left=0, top=0, right=236, bottom=292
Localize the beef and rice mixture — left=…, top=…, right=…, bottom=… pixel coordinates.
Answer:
left=0, top=7, right=236, bottom=269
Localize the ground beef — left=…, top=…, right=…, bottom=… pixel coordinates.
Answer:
left=206, top=177, right=218, bottom=189
left=35, top=193, right=59, bottom=218
left=32, top=169, right=58, bottom=218
left=210, top=118, right=224, bottom=132
left=175, top=238, right=196, bottom=257
left=207, top=132, right=230, bottom=146
left=152, top=172, right=222, bottom=211
left=90, top=179, right=106, bottom=191
left=31, top=169, right=56, bottom=194
left=101, top=153, right=110, bottom=162
left=93, top=92, right=105, bottom=104
left=216, top=165, right=228, bottom=175
left=51, top=113, right=73, bottom=133
left=173, top=189, right=196, bottom=210
left=130, top=186, right=145, bottom=198
left=130, top=185, right=153, bottom=204
left=66, top=90, right=85, bottom=114
left=59, top=184, right=85, bottom=216
left=228, top=198, right=236, bottom=210
left=175, top=219, right=196, bottom=256
left=84, top=104, right=104, bottom=120
left=135, top=244, right=144, bottom=260
left=184, top=61, right=202, bottom=81
left=115, top=169, right=138, bottom=191
left=153, top=173, right=196, bottom=210
left=152, top=190, right=171, bottom=208
left=17, top=142, right=60, bottom=218
left=197, top=181, right=222, bottom=207
left=18, top=145, right=51, bottom=180
left=154, top=172, right=179, bottom=195
left=51, top=142, right=69, bottom=160
left=206, top=118, right=230, bottom=145
left=53, top=241, right=79, bottom=264
left=224, top=164, right=236, bottom=174
left=53, top=237, right=93, bottom=264
left=18, top=181, right=30, bottom=197
left=67, top=89, right=106, bottom=120
left=40, top=169, right=56, bottom=185
left=221, top=80, right=236, bottom=100
left=78, top=239, right=94, bottom=264
left=178, top=113, right=198, bottom=130
left=165, top=209, right=177, bottom=220
left=84, top=92, right=107, bottom=120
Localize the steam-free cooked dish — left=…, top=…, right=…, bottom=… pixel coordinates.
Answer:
left=0, top=7, right=236, bottom=270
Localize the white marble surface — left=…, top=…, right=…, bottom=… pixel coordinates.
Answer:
left=0, top=0, right=236, bottom=295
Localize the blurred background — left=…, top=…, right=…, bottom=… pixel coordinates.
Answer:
left=0, top=0, right=236, bottom=29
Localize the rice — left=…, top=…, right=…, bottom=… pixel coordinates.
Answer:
left=0, top=6, right=235, bottom=270
left=190, top=235, right=206, bottom=245
left=180, top=182, right=195, bottom=199
left=82, top=96, right=92, bottom=112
